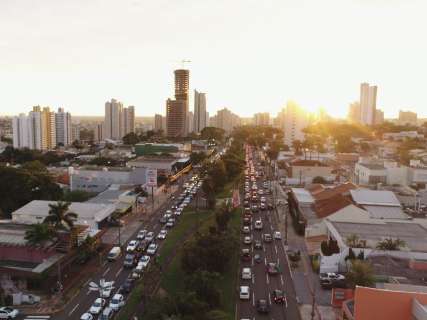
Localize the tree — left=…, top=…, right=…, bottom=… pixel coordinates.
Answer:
left=25, top=223, right=55, bottom=246
left=44, top=201, right=78, bottom=231
left=190, top=152, right=207, bottom=165
left=209, top=160, right=227, bottom=191
left=346, top=260, right=375, bottom=288
left=312, top=176, right=327, bottom=184
left=202, top=177, right=216, bottom=209
left=292, top=140, right=303, bottom=155
left=77, top=235, right=98, bottom=263
left=204, top=310, right=229, bottom=320
left=122, top=132, right=140, bottom=145
left=345, top=247, right=356, bottom=261
left=215, top=206, right=231, bottom=232
left=201, top=127, right=225, bottom=143
left=346, top=234, right=361, bottom=248
left=376, top=238, right=406, bottom=251
left=21, top=160, right=48, bottom=173
left=185, top=270, right=221, bottom=308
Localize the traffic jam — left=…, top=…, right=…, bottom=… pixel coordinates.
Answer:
left=77, top=174, right=203, bottom=320
left=238, top=145, right=289, bottom=319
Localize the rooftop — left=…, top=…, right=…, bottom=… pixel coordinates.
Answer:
left=291, top=188, right=315, bottom=204
left=350, top=189, right=401, bottom=207
left=358, top=163, right=386, bottom=170
left=291, top=159, right=329, bottom=167
left=313, top=182, right=357, bottom=201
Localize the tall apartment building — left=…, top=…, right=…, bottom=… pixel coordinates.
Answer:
left=375, top=109, right=384, bottom=125
left=12, top=114, right=32, bottom=149
left=348, top=101, right=361, bottom=123
left=254, top=112, right=270, bottom=126
left=122, top=105, right=135, bottom=136
left=166, top=69, right=190, bottom=137
left=283, top=101, right=309, bottom=147
left=188, top=111, right=194, bottom=133
left=55, top=108, right=72, bottom=146
left=72, top=124, right=80, bottom=142
left=212, top=107, right=241, bottom=133
left=103, top=99, right=135, bottom=140
left=193, top=90, right=207, bottom=133
left=154, top=114, right=164, bottom=132
left=360, top=83, right=377, bottom=125
left=399, top=110, right=417, bottom=125
left=94, top=123, right=103, bottom=142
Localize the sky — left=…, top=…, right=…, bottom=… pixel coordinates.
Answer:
left=0, top=0, right=426, bottom=118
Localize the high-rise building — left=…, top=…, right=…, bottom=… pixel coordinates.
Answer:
left=213, top=107, right=241, bottom=133
left=12, top=114, right=32, bottom=149
left=399, top=110, right=417, bottom=125
left=154, top=114, right=164, bottom=132
left=254, top=112, right=270, bottom=126
left=360, top=83, right=377, bottom=125
left=375, top=109, right=384, bottom=125
left=55, top=108, right=72, bottom=146
left=104, top=99, right=123, bottom=140
left=72, top=124, right=80, bottom=142
left=283, top=101, right=309, bottom=147
left=348, top=101, right=361, bottom=123
left=122, top=105, right=135, bottom=136
left=94, top=123, right=103, bottom=142
left=166, top=99, right=187, bottom=137
left=193, top=90, right=207, bottom=133
left=166, top=69, right=190, bottom=137
left=188, top=111, right=194, bottom=133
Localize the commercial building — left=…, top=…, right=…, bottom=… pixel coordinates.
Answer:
left=359, top=82, right=377, bottom=125
left=399, top=110, right=418, bottom=125
left=193, top=90, right=207, bottom=133
left=135, top=143, right=181, bottom=156
left=253, top=112, right=270, bottom=126
left=283, top=101, right=309, bottom=147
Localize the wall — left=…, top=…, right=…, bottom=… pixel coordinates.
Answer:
left=0, top=245, right=56, bottom=264
left=290, top=165, right=334, bottom=180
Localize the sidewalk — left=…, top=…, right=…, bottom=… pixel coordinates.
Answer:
left=273, top=181, right=333, bottom=320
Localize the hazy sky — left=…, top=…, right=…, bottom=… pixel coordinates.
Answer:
left=1, top=0, right=426, bottom=118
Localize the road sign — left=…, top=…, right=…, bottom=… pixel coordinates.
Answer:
left=146, top=168, right=157, bottom=187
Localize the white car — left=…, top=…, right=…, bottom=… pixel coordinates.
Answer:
left=147, top=243, right=158, bottom=255
left=239, top=286, right=250, bottom=300
left=145, top=232, right=154, bottom=242
left=254, top=220, right=263, bottom=230
left=89, top=297, right=106, bottom=314
left=109, top=294, right=125, bottom=311
left=274, top=231, right=282, bottom=240
left=137, top=229, right=147, bottom=240
left=242, top=226, right=250, bottom=234
left=80, top=312, right=94, bottom=320
left=0, top=307, right=19, bottom=319
left=126, top=240, right=139, bottom=252
left=241, top=267, right=252, bottom=280
left=139, top=255, right=150, bottom=268
left=243, top=236, right=252, bottom=245
left=100, top=286, right=113, bottom=298
left=157, top=229, right=167, bottom=240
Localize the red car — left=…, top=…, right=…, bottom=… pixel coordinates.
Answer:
left=272, top=289, right=286, bottom=304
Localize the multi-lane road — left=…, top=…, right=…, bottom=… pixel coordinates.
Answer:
left=237, top=148, right=300, bottom=320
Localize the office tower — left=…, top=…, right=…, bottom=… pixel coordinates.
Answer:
left=399, top=110, right=417, bottom=125
left=375, top=109, right=384, bottom=125
left=188, top=111, right=194, bottom=133
left=193, top=90, right=207, bottom=133
left=253, top=112, right=270, bottom=126
left=166, top=69, right=190, bottom=137
left=166, top=99, right=187, bottom=137
left=55, top=108, right=72, bottom=146
left=284, top=101, right=309, bottom=147
left=104, top=99, right=123, bottom=140
left=348, top=101, right=361, bottom=123
left=122, top=105, right=135, bottom=136
left=154, top=114, right=164, bottom=132
left=94, top=123, right=103, bottom=142
left=360, top=83, right=377, bottom=125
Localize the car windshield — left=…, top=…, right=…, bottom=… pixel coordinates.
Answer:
left=93, top=301, right=101, bottom=307
left=111, top=298, right=120, bottom=304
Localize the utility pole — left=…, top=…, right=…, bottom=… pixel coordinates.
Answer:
left=311, top=287, right=316, bottom=320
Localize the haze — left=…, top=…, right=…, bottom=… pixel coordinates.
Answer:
left=0, top=0, right=426, bottom=118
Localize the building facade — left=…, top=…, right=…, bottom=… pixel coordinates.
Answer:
left=360, top=83, right=377, bottom=125
left=284, top=101, right=309, bottom=147
left=166, top=99, right=187, bottom=137
left=399, top=110, right=417, bottom=125
left=193, top=90, right=207, bottom=133
left=55, top=108, right=72, bottom=146
left=254, top=112, right=270, bottom=126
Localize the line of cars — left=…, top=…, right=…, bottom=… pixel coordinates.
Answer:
left=79, top=174, right=203, bottom=319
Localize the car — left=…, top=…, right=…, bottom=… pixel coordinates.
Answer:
left=89, top=298, right=106, bottom=315
left=157, top=229, right=168, bottom=240
left=266, top=262, right=280, bottom=275
left=243, top=216, right=251, bottom=225
left=242, top=226, right=250, bottom=234
left=123, top=253, right=137, bottom=268
left=166, top=209, right=173, bottom=215
left=263, top=233, right=272, bottom=243
left=80, top=313, right=94, bottom=320
left=273, top=231, right=282, bottom=240
left=126, top=240, right=139, bottom=252
left=251, top=205, right=259, bottom=212
left=107, top=246, right=122, bottom=262
left=139, top=255, right=150, bottom=268
left=243, top=236, right=252, bottom=245
left=239, top=286, right=250, bottom=300
left=241, top=248, right=251, bottom=261
left=122, top=278, right=135, bottom=293
left=147, top=243, right=158, bottom=255
left=159, top=215, right=168, bottom=224
left=258, top=189, right=264, bottom=195
left=100, top=284, right=113, bottom=298
left=145, top=232, right=154, bottom=242
left=135, top=262, right=145, bottom=273
left=254, top=240, right=263, bottom=250
left=99, top=307, right=113, bottom=320
left=260, top=203, right=267, bottom=211
left=254, top=219, right=263, bottom=230
left=254, top=254, right=262, bottom=263
left=256, top=299, right=270, bottom=313
left=267, top=203, right=274, bottom=210
left=0, top=307, right=19, bottom=319
left=319, top=273, right=345, bottom=282
left=260, top=196, right=266, bottom=203
left=241, top=267, right=252, bottom=280
left=166, top=218, right=175, bottom=228
left=136, top=229, right=147, bottom=240
left=251, top=196, right=258, bottom=202
left=109, top=293, right=125, bottom=311
left=272, top=289, right=286, bottom=304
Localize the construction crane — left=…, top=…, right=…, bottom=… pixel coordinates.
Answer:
left=179, top=59, right=191, bottom=68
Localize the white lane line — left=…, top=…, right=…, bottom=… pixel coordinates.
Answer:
left=268, top=292, right=272, bottom=305
left=68, top=303, right=79, bottom=316
left=264, top=257, right=267, bottom=265
left=102, top=267, right=110, bottom=277
left=86, top=290, right=91, bottom=295
left=266, top=273, right=270, bottom=285
left=251, top=258, right=254, bottom=266
left=280, top=275, right=284, bottom=286
left=285, top=297, right=288, bottom=308
left=115, top=267, right=123, bottom=278
left=277, top=257, right=280, bottom=265
left=274, top=245, right=278, bottom=254
left=252, top=274, right=255, bottom=284
left=252, top=292, right=255, bottom=306
left=83, top=278, right=92, bottom=287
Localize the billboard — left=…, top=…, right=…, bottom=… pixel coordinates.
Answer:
left=146, top=168, right=157, bottom=187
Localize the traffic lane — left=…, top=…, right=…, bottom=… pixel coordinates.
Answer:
left=58, top=186, right=183, bottom=319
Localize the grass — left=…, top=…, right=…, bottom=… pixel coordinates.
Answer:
left=217, top=173, right=244, bottom=199
left=116, top=281, right=144, bottom=320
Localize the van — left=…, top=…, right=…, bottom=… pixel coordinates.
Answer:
left=107, top=246, right=121, bottom=261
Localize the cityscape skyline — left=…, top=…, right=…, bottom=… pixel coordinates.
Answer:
left=1, top=0, right=427, bottom=118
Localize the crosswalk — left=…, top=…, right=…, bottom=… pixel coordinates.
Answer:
left=23, top=315, right=51, bottom=320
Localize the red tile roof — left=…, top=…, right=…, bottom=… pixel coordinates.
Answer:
left=312, top=182, right=357, bottom=201
left=314, top=194, right=353, bottom=218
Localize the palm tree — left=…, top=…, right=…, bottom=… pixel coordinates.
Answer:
left=346, top=234, right=361, bottom=248
left=25, top=223, right=55, bottom=246
left=43, top=201, right=78, bottom=231
left=376, top=238, right=406, bottom=251
left=346, top=260, right=375, bottom=288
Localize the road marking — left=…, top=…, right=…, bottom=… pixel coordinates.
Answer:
left=252, top=274, right=255, bottom=284
left=264, top=257, right=267, bottom=265
left=280, top=274, right=284, bottom=285
left=277, top=257, right=280, bottom=265
left=266, top=273, right=270, bottom=285
left=274, top=245, right=278, bottom=254
left=268, top=292, right=272, bottom=305
left=251, top=258, right=254, bottom=266
left=115, top=267, right=123, bottom=278
left=68, top=303, right=79, bottom=316
left=252, top=292, right=255, bottom=306
left=83, top=278, right=92, bottom=287
left=102, top=267, right=110, bottom=276
left=285, top=296, right=288, bottom=308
